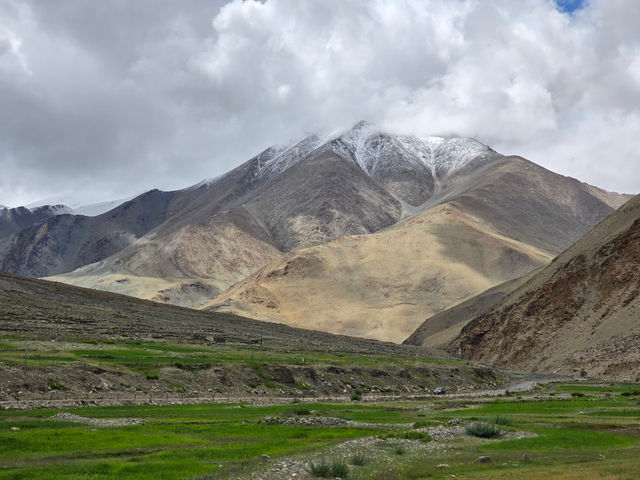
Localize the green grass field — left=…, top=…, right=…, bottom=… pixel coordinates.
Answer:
left=1, top=383, right=639, bottom=479
left=0, top=337, right=464, bottom=372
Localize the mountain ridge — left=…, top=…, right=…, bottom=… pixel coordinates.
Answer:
left=447, top=194, right=640, bottom=380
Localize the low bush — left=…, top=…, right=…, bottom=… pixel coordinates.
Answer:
left=47, top=379, right=68, bottom=390
left=466, top=422, right=501, bottom=438
left=394, top=445, right=406, bottom=455
left=330, top=460, right=349, bottom=478
left=308, top=460, right=330, bottom=477
left=350, top=452, right=366, bottom=466
left=492, top=415, right=513, bottom=426
left=308, top=458, right=350, bottom=478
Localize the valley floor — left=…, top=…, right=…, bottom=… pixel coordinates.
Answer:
left=1, top=382, right=640, bottom=479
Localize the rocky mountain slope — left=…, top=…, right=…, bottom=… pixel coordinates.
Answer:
left=0, top=189, right=175, bottom=277
left=206, top=154, right=629, bottom=342
left=448, top=195, right=640, bottom=381
left=0, top=204, right=69, bottom=239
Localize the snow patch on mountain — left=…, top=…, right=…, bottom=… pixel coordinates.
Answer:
left=0, top=204, right=71, bottom=219
left=251, top=122, right=491, bottom=184
left=256, top=134, right=328, bottom=180
left=26, top=195, right=134, bottom=217
left=32, top=204, right=73, bottom=216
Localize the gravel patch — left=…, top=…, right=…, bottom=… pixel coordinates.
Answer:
left=50, top=412, right=145, bottom=427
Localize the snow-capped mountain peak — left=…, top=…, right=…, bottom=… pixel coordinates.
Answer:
left=331, top=122, right=491, bottom=179
left=242, top=122, right=493, bottom=193
left=256, top=133, right=328, bottom=179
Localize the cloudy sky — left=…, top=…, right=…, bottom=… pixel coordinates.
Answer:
left=1, top=0, right=639, bottom=208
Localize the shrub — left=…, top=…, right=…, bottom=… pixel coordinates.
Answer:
left=350, top=452, right=367, bottom=466
left=174, top=362, right=185, bottom=369
left=145, top=373, right=159, bottom=380
left=621, top=390, right=640, bottom=397
left=571, top=392, right=585, bottom=398
left=466, top=422, right=500, bottom=438
left=47, top=379, right=68, bottom=391
left=492, top=415, right=513, bottom=426
left=394, top=445, right=406, bottom=455
left=308, top=459, right=331, bottom=477
left=308, top=458, right=349, bottom=478
left=412, top=420, right=429, bottom=429
left=330, top=460, right=349, bottom=478
left=350, top=390, right=362, bottom=401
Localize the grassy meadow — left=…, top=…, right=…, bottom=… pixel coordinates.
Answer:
left=1, top=383, right=639, bottom=479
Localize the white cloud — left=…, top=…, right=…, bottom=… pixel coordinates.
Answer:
left=0, top=0, right=639, bottom=207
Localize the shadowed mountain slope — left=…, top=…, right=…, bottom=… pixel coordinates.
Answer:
left=0, top=205, right=69, bottom=239
left=0, top=189, right=175, bottom=277
left=448, top=195, right=640, bottom=381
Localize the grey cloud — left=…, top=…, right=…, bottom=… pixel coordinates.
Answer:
left=0, top=0, right=638, bottom=207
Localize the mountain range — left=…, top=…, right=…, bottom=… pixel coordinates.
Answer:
left=0, top=122, right=632, bottom=345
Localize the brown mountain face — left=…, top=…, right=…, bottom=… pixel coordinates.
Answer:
left=207, top=201, right=552, bottom=342
left=206, top=156, right=628, bottom=343
left=403, top=275, right=530, bottom=349
left=448, top=194, right=640, bottom=381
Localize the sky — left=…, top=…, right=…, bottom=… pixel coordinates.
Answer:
left=1, top=0, right=639, bottom=208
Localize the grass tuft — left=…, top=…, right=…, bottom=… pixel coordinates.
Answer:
left=350, top=452, right=367, bottom=466
left=492, top=415, right=513, bottom=426
left=308, top=458, right=349, bottom=478
left=466, top=422, right=501, bottom=438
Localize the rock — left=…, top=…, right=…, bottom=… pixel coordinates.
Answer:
left=437, top=463, right=450, bottom=468
left=522, top=453, right=530, bottom=461
left=10, top=426, right=19, bottom=432
left=476, top=456, right=491, bottom=463
left=261, top=454, right=271, bottom=462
